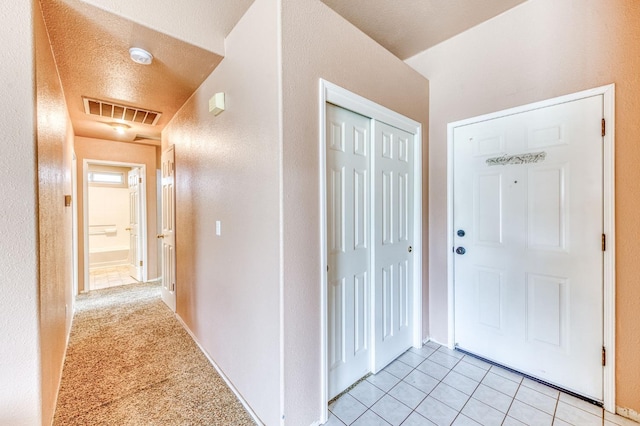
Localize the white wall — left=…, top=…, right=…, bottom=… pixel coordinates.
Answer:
left=88, top=184, right=130, bottom=255
left=0, top=1, right=42, bottom=424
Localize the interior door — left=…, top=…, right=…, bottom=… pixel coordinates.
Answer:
left=326, top=104, right=371, bottom=399
left=373, top=121, right=414, bottom=370
left=453, top=95, right=603, bottom=400
left=127, top=167, right=143, bottom=281
left=160, top=145, right=176, bottom=312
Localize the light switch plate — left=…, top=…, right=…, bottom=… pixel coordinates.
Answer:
left=216, top=220, right=221, bottom=236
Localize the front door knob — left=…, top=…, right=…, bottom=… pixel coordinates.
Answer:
left=455, top=247, right=466, bottom=255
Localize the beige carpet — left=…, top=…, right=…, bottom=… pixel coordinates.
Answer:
left=54, top=282, right=256, bottom=426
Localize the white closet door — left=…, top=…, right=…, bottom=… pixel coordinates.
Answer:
left=373, top=121, right=414, bottom=370
left=326, top=104, right=372, bottom=399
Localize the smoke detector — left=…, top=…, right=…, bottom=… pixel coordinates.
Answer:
left=129, top=47, right=153, bottom=65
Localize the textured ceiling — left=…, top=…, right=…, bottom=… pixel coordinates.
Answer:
left=39, top=0, right=527, bottom=144
left=40, top=0, right=227, bottom=144
left=78, top=0, right=255, bottom=55
left=321, top=0, right=528, bottom=60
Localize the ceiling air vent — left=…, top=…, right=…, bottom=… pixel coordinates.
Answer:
left=82, top=97, right=162, bottom=126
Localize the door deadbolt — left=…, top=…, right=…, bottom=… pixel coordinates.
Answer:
left=455, top=247, right=466, bottom=255
left=408, top=246, right=413, bottom=253
left=457, top=229, right=466, bottom=237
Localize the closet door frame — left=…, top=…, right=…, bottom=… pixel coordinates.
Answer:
left=318, top=79, right=423, bottom=421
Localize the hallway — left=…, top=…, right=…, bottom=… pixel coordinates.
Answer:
left=53, top=282, right=255, bottom=425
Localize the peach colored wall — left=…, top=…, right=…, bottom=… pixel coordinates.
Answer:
left=406, top=0, right=640, bottom=414
left=75, top=137, right=158, bottom=292
left=35, top=0, right=75, bottom=423
left=280, top=0, right=429, bottom=423
left=0, top=1, right=42, bottom=424
left=162, top=0, right=281, bottom=423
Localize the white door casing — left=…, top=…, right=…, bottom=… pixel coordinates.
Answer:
left=374, top=121, right=414, bottom=370
left=326, top=104, right=371, bottom=399
left=160, top=145, right=177, bottom=312
left=453, top=94, right=606, bottom=400
left=128, top=167, right=143, bottom=281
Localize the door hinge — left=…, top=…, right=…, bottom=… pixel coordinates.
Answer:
left=602, top=118, right=606, bottom=137
left=602, top=346, right=606, bottom=366
left=139, top=260, right=143, bottom=267
left=602, top=234, right=606, bottom=251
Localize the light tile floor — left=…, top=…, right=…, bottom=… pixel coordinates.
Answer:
left=89, top=265, right=138, bottom=290
left=328, top=342, right=639, bottom=426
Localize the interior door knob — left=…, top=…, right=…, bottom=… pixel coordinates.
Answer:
left=157, top=234, right=165, bottom=239
left=125, top=227, right=132, bottom=231
left=456, top=247, right=466, bottom=255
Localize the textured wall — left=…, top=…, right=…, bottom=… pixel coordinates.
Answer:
left=35, top=0, right=76, bottom=422
left=406, top=0, right=640, bottom=415
left=280, top=0, right=429, bottom=423
left=75, top=137, right=158, bottom=291
left=0, top=1, right=42, bottom=424
left=162, top=0, right=281, bottom=423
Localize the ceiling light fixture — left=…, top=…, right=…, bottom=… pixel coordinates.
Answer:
left=110, top=122, right=130, bottom=134
left=129, top=47, right=153, bottom=65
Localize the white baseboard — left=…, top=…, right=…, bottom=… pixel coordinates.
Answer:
left=616, top=406, right=640, bottom=423
left=174, top=314, right=264, bottom=426
left=426, top=338, right=449, bottom=348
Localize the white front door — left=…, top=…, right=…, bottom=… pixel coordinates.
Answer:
left=327, top=104, right=371, bottom=399
left=128, top=167, right=143, bottom=281
left=374, top=121, right=414, bottom=370
left=160, top=146, right=177, bottom=312
left=453, top=95, right=604, bottom=400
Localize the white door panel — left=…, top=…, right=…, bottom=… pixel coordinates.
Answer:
left=454, top=95, right=603, bottom=399
left=128, top=168, right=143, bottom=281
left=327, top=104, right=371, bottom=399
left=374, top=121, right=414, bottom=370
left=160, top=146, right=176, bottom=312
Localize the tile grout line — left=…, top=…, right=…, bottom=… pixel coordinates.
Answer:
left=333, top=344, right=608, bottom=426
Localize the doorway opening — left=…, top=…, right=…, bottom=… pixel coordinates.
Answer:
left=83, top=160, right=148, bottom=291
left=319, top=80, right=423, bottom=422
